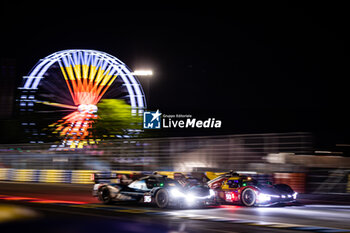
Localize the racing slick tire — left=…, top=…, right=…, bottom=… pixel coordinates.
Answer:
left=241, top=188, right=256, bottom=207
left=155, top=189, right=169, bottom=208
left=98, top=186, right=113, bottom=204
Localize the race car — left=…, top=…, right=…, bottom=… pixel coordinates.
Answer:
left=207, top=171, right=298, bottom=206
left=92, top=172, right=215, bottom=208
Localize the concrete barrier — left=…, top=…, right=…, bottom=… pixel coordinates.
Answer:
left=13, top=169, right=36, bottom=182
left=0, top=168, right=143, bottom=184
left=0, top=168, right=11, bottom=180
left=71, top=170, right=95, bottom=184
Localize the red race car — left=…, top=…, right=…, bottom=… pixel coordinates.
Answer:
left=207, top=171, right=297, bottom=207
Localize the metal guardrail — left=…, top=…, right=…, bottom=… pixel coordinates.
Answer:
left=0, top=132, right=312, bottom=171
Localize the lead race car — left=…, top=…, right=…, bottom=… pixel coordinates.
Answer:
left=92, top=172, right=215, bottom=208
left=207, top=171, right=298, bottom=206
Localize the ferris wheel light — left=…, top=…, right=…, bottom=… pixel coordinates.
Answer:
left=20, top=49, right=148, bottom=149
left=131, top=70, right=153, bottom=76
left=78, top=104, right=98, bottom=113
left=22, top=49, right=146, bottom=109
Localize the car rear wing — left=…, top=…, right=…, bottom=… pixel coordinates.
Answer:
left=91, top=172, right=143, bottom=184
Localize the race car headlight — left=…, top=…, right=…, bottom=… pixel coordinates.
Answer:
left=170, top=188, right=185, bottom=198
left=258, top=193, right=271, bottom=202
left=293, top=192, right=298, bottom=199
left=186, top=193, right=195, bottom=205
left=209, top=189, right=215, bottom=197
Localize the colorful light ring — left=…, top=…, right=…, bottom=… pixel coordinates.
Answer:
left=22, top=49, right=146, bottom=109
left=20, top=50, right=146, bottom=148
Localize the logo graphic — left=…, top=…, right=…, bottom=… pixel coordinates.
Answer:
left=143, top=110, right=162, bottom=129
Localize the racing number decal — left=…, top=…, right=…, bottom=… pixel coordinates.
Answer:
left=225, top=192, right=235, bottom=202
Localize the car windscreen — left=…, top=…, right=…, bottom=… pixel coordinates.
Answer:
left=244, top=179, right=259, bottom=187
left=163, top=178, right=182, bottom=188
left=144, top=177, right=182, bottom=189
left=254, top=181, right=273, bottom=189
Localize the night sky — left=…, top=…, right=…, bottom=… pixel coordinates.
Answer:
left=1, top=2, right=348, bottom=147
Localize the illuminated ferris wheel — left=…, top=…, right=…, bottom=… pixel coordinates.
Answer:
left=19, top=49, right=147, bottom=148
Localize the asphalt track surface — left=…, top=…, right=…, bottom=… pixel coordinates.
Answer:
left=1, top=182, right=350, bottom=233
